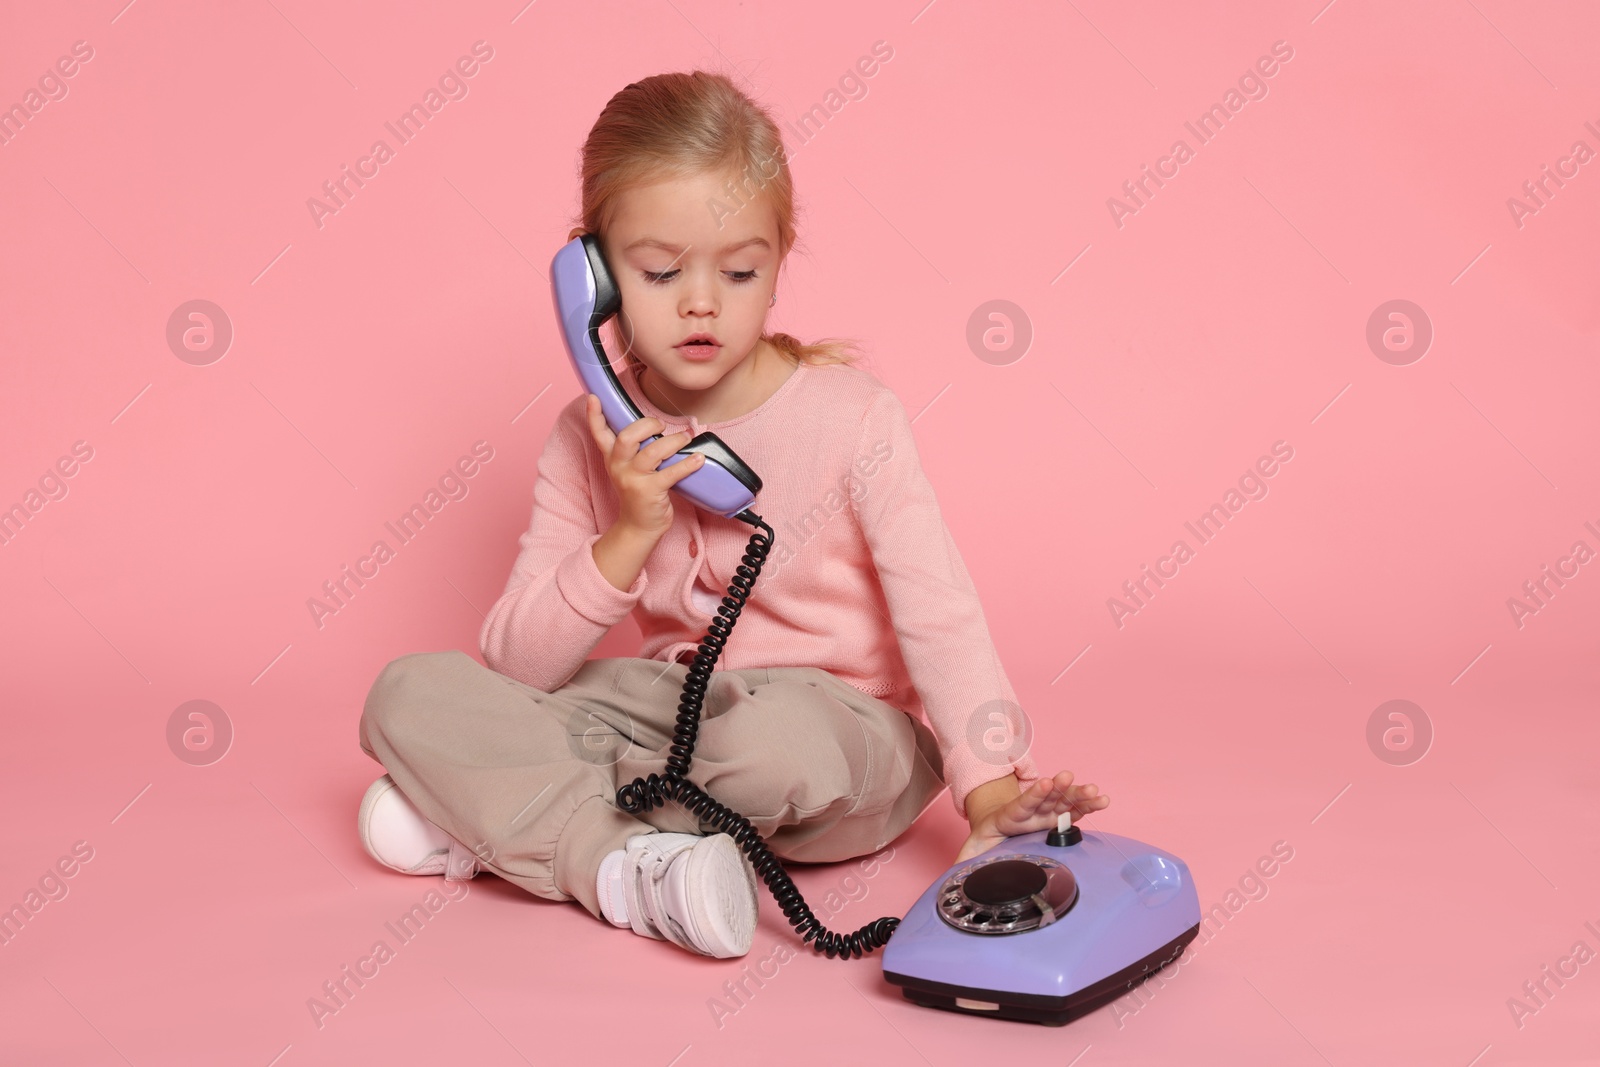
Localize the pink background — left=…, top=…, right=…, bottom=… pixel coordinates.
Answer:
left=4, top=0, right=1598, bottom=1063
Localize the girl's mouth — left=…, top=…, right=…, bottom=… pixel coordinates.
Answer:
left=676, top=339, right=720, bottom=361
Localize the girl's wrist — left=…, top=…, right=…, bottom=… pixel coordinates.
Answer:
left=592, top=521, right=662, bottom=591
left=610, top=518, right=664, bottom=543
left=963, top=773, right=1021, bottom=825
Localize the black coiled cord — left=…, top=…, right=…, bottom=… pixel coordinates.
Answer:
left=615, top=508, right=901, bottom=960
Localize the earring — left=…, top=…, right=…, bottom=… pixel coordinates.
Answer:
left=770, top=293, right=777, bottom=307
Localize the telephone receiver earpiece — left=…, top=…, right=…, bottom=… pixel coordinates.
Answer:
left=550, top=233, right=762, bottom=519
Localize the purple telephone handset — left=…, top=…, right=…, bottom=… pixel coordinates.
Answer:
left=550, top=234, right=762, bottom=519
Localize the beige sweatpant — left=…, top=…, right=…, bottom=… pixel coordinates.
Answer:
left=357, top=650, right=948, bottom=920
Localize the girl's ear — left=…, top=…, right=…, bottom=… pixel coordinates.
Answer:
left=568, top=227, right=586, bottom=241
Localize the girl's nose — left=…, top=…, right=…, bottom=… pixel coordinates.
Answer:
left=680, top=270, right=718, bottom=313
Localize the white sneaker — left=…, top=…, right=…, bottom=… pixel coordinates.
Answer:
left=616, top=832, right=759, bottom=958
left=357, top=774, right=484, bottom=880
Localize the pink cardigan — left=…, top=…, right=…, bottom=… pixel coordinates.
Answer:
left=479, top=359, right=1042, bottom=818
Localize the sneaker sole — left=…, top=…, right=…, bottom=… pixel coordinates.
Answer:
left=357, top=775, right=395, bottom=861
left=682, top=834, right=759, bottom=958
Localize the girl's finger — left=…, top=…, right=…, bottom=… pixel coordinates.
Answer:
left=586, top=395, right=616, bottom=453
left=633, top=429, right=693, bottom=473
left=662, top=452, right=708, bottom=482
left=1018, top=779, right=1052, bottom=813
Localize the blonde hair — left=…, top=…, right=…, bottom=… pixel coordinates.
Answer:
left=570, top=70, right=862, bottom=376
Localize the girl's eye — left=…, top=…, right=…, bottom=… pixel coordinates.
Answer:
left=641, top=270, right=760, bottom=285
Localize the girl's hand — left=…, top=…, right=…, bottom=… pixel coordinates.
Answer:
left=584, top=393, right=706, bottom=539
left=954, top=770, right=1109, bottom=864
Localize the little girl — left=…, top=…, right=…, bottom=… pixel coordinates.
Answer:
left=355, top=70, right=1107, bottom=959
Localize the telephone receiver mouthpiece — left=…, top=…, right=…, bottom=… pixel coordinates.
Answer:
left=550, top=234, right=761, bottom=519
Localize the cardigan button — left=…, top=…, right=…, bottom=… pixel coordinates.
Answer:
left=689, top=541, right=699, bottom=557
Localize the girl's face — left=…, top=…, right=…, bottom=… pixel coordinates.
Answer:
left=590, top=169, right=782, bottom=396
